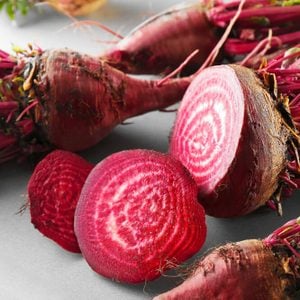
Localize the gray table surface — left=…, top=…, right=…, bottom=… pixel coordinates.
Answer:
left=1, top=1, right=300, bottom=299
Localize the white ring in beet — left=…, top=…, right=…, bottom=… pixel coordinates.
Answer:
left=170, top=66, right=245, bottom=195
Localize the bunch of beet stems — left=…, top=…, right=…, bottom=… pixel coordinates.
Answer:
left=155, top=217, right=300, bottom=299
left=104, top=0, right=300, bottom=75
left=2, top=1, right=300, bottom=164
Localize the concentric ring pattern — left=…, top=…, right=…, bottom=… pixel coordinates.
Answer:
left=75, top=150, right=206, bottom=283
left=28, top=150, right=93, bottom=252
left=170, top=66, right=245, bottom=196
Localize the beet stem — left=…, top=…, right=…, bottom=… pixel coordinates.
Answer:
left=15, top=99, right=38, bottom=122
left=264, top=217, right=300, bottom=258
left=156, top=49, right=199, bottom=87
left=200, top=0, right=246, bottom=71
left=210, top=4, right=300, bottom=26
left=239, top=30, right=277, bottom=66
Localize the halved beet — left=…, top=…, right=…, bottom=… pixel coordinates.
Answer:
left=170, top=65, right=289, bottom=217
left=74, top=149, right=206, bottom=283
left=28, top=150, right=93, bottom=252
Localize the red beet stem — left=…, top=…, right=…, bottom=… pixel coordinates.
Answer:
left=264, top=217, right=300, bottom=247
left=210, top=6, right=300, bottom=26
left=225, top=31, right=300, bottom=55
left=260, top=47, right=300, bottom=95
left=0, top=101, right=18, bottom=117
left=205, top=0, right=300, bottom=64
left=0, top=133, right=16, bottom=148
left=0, top=47, right=190, bottom=163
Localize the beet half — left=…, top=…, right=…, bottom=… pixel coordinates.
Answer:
left=170, top=64, right=293, bottom=217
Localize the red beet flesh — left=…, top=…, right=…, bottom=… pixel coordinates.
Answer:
left=74, top=149, right=206, bottom=283
left=28, top=150, right=93, bottom=252
left=170, top=65, right=289, bottom=217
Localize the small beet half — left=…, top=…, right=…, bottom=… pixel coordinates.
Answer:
left=28, top=150, right=93, bottom=253
left=74, top=149, right=206, bottom=283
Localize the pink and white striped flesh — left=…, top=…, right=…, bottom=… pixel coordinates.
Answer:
left=170, top=64, right=288, bottom=217
left=170, top=65, right=245, bottom=195
left=74, top=149, right=206, bottom=283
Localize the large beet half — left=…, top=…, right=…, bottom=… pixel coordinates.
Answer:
left=170, top=64, right=290, bottom=217
left=74, top=149, right=206, bottom=283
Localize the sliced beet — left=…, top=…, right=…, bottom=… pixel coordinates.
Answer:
left=28, top=150, right=93, bottom=253
left=74, top=149, right=206, bottom=283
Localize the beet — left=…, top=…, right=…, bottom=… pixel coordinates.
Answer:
left=105, top=1, right=300, bottom=75
left=170, top=64, right=290, bottom=217
left=104, top=2, right=217, bottom=75
left=154, top=217, right=300, bottom=299
left=28, top=150, right=93, bottom=252
left=74, top=149, right=206, bottom=283
left=0, top=48, right=189, bottom=163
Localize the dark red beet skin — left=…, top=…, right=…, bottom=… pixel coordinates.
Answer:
left=154, top=240, right=295, bottom=300
left=74, top=149, right=206, bottom=283
left=155, top=217, right=300, bottom=299
left=170, top=65, right=289, bottom=217
left=36, top=49, right=190, bottom=151
left=0, top=48, right=190, bottom=163
left=28, top=150, right=93, bottom=253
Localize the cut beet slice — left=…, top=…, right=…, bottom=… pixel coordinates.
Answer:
left=74, top=149, right=206, bottom=283
left=170, top=65, right=289, bottom=217
left=28, top=150, right=93, bottom=253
